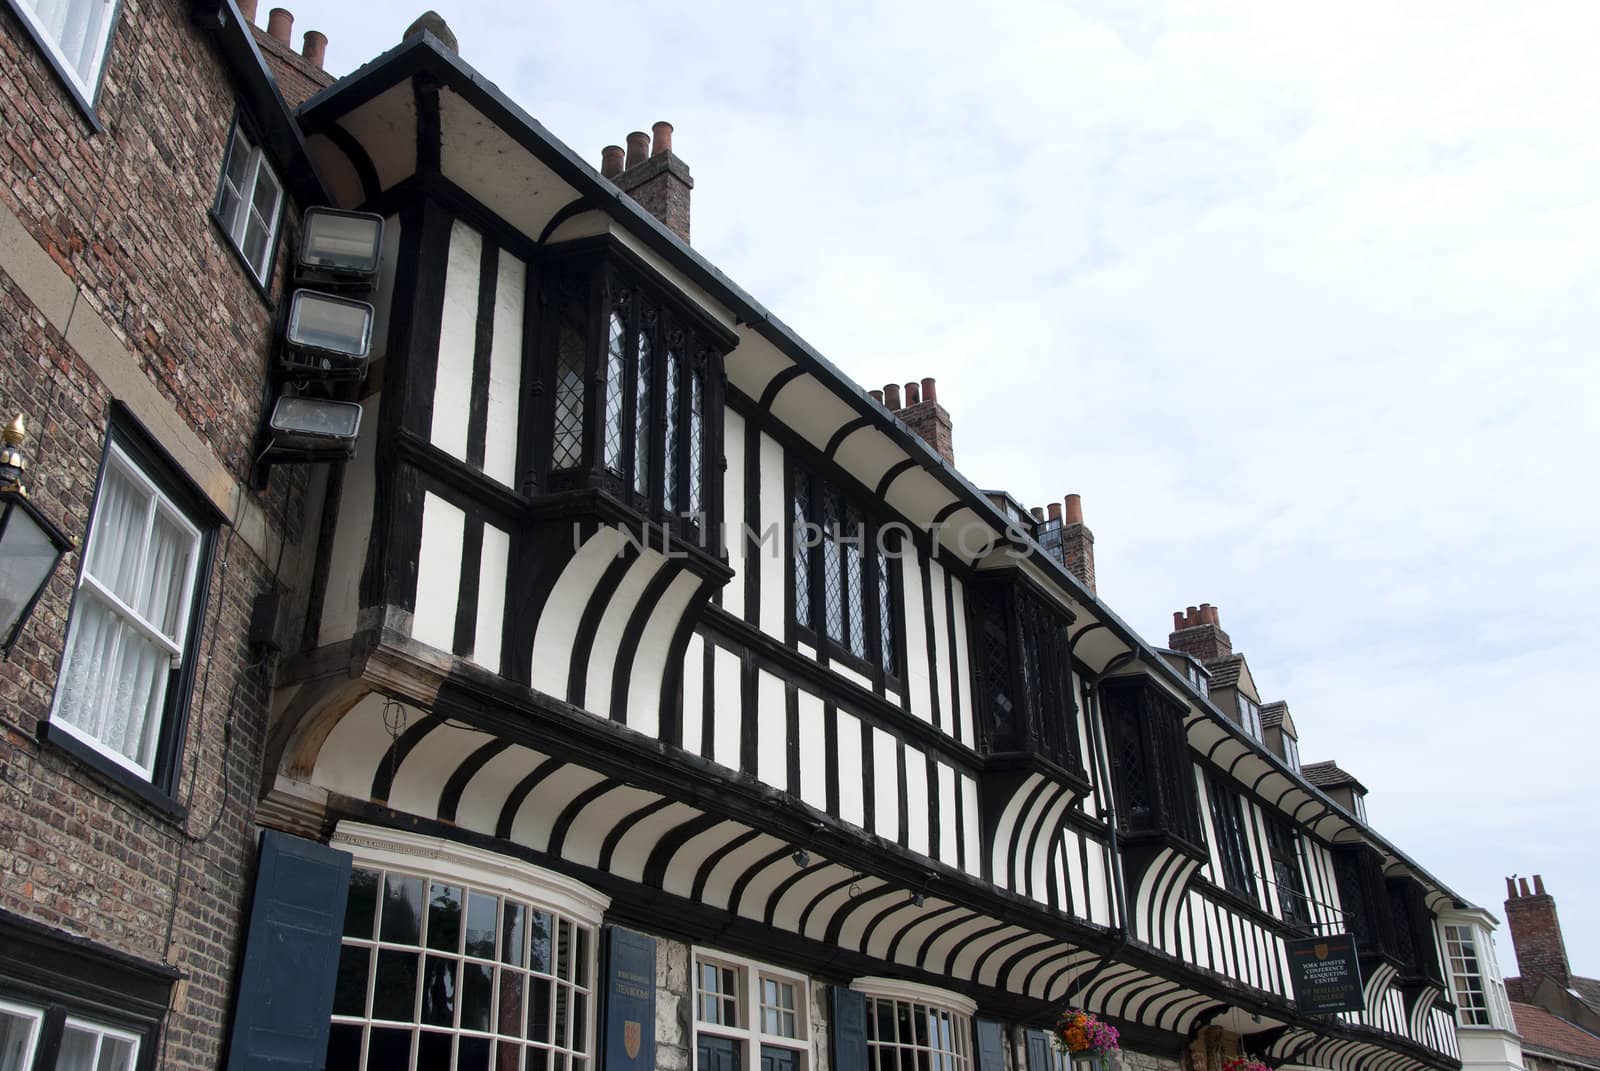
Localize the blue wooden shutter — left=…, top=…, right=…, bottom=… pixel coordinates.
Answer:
left=225, top=830, right=352, bottom=1071
left=830, top=986, right=869, bottom=1071
left=1025, top=1029, right=1054, bottom=1071
left=976, top=1018, right=1007, bottom=1071
left=600, top=926, right=657, bottom=1071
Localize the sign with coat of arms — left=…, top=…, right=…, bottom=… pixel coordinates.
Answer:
left=601, top=927, right=656, bottom=1071
left=1286, top=933, right=1365, bottom=1013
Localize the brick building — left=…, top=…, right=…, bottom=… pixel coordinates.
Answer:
left=0, top=4, right=1523, bottom=1071
left=1499, top=876, right=1600, bottom=1071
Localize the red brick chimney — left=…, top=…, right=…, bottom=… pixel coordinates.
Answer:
left=891, top=376, right=954, bottom=464
left=1169, top=604, right=1232, bottom=664
left=613, top=121, right=693, bottom=243
left=1505, top=874, right=1572, bottom=993
left=1057, top=494, right=1095, bottom=594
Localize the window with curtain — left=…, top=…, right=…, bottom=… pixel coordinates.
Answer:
left=8, top=0, right=118, bottom=106
left=0, top=998, right=139, bottom=1071
left=212, top=121, right=285, bottom=285
left=48, top=437, right=208, bottom=785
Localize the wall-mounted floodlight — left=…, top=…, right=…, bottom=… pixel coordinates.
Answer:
left=267, top=397, right=363, bottom=459
left=297, top=208, right=384, bottom=280
left=282, top=290, right=375, bottom=379
left=0, top=415, right=72, bottom=656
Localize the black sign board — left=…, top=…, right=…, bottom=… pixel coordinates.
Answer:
left=1287, top=933, right=1365, bottom=1013
left=600, top=927, right=656, bottom=1071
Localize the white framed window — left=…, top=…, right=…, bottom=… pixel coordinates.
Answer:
left=214, top=121, right=285, bottom=285
left=54, top=1017, right=139, bottom=1071
left=0, top=998, right=43, bottom=1071
left=1444, top=924, right=1494, bottom=1027
left=853, top=978, right=974, bottom=1071
left=1237, top=694, right=1262, bottom=741
left=49, top=439, right=204, bottom=782
left=7, top=0, right=119, bottom=108
left=1282, top=734, right=1300, bottom=772
left=1352, top=792, right=1367, bottom=823
left=692, top=950, right=809, bottom=1071
left=328, top=825, right=608, bottom=1071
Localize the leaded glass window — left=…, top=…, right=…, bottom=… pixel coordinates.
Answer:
left=664, top=348, right=680, bottom=513
left=634, top=325, right=652, bottom=496
left=1207, top=771, right=1255, bottom=899
left=969, top=582, right=1079, bottom=771
left=688, top=367, right=705, bottom=518
left=792, top=471, right=812, bottom=630
left=820, top=484, right=844, bottom=644
left=877, top=548, right=895, bottom=675
left=603, top=310, right=626, bottom=474
left=551, top=299, right=586, bottom=470
left=844, top=504, right=865, bottom=659
left=791, top=467, right=899, bottom=677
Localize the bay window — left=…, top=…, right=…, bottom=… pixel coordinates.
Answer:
left=692, top=952, right=808, bottom=1071
left=47, top=426, right=213, bottom=791
left=968, top=578, right=1080, bottom=775
left=853, top=979, right=974, bottom=1071
left=1102, top=678, right=1204, bottom=848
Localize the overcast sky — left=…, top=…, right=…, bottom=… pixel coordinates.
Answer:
left=292, top=1, right=1600, bottom=977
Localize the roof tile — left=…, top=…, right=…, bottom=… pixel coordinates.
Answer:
left=1512, top=1002, right=1600, bottom=1066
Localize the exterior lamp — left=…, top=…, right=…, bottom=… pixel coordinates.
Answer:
left=282, top=290, right=375, bottom=380
left=297, top=208, right=384, bottom=280
left=267, top=397, right=363, bottom=459
left=0, top=415, right=72, bottom=656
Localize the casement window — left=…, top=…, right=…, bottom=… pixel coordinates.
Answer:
left=1205, top=771, right=1255, bottom=899
left=790, top=468, right=899, bottom=678
left=1102, top=679, right=1205, bottom=847
left=968, top=580, right=1081, bottom=774
left=691, top=952, right=808, bottom=1071
left=1352, top=792, right=1367, bottom=823
left=542, top=261, right=725, bottom=544
left=1263, top=814, right=1310, bottom=929
left=1444, top=925, right=1491, bottom=1026
left=6, top=0, right=119, bottom=112
left=1282, top=733, right=1300, bottom=772
left=1184, top=662, right=1209, bottom=699
left=47, top=431, right=211, bottom=789
left=1236, top=694, right=1262, bottom=742
left=213, top=120, right=285, bottom=286
left=329, top=856, right=601, bottom=1071
left=854, top=981, right=974, bottom=1071
left=0, top=999, right=139, bottom=1071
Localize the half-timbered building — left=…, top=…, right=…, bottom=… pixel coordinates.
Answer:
left=215, top=20, right=1487, bottom=1071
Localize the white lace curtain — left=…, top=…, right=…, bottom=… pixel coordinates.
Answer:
left=20, top=0, right=114, bottom=85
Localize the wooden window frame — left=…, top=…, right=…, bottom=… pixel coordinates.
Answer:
left=211, top=114, right=287, bottom=290
left=691, top=950, right=810, bottom=1071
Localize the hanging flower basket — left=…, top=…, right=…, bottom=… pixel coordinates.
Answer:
left=1055, top=1008, right=1120, bottom=1068
left=1221, top=1057, right=1272, bottom=1071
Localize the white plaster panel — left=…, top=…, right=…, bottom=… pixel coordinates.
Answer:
left=431, top=220, right=482, bottom=462
left=949, top=577, right=974, bottom=747
left=721, top=406, right=746, bottom=620
left=560, top=785, right=660, bottom=869
left=440, top=89, right=574, bottom=243
left=531, top=527, right=627, bottom=697
left=311, top=693, right=405, bottom=799
left=836, top=710, right=864, bottom=827
left=700, top=834, right=784, bottom=911
left=318, top=392, right=379, bottom=643
left=388, top=720, right=491, bottom=817
left=936, top=762, right=958, bottom=864
left=757, top=670, right=787, bottom=791
left=626, top=570, right=701, bottom=737
left=768, top=865, right=848, bottom=933
left=872, top=728, right=899, bottom=842
left=1066, top=832, right=1088, bottom=917
left=904, top=749, right=928, bottom=857
left=734, top=854, right=807, bottom=921
left=337, top=83, right=417, bottom=191
left=901, top=558, right=932, bottom=723
left=508, top=765, right=607, bottom=852
left=712, top=644, right=743, bottom=771
left=413, top=493, right=466, bottom=653
left=757, top=432, right=786, bottom=637
left=928, top=560, right=952, bottom=733
left=1086, top=844, right=1110, bottom=926
left=831, top=661, right=870, bottom=691
left=1030, top=790, right=1074, bottom=903
left=681, top=634, right=705, bottom=756
left=662, top=820, right=745, bottom=899
left=961, top=774, right=981, bottom=877
left=991, top=773, right=1043, bottom=890
left=484, top=250, right=525, bottom=486
left=797, top=691, right=828, bottom=810
left=454, top=744, right=548, bottom=836
left=584, top=552, right=665, bottom=719
left=472, top=523, right=509, bottom=673
left=608, top=802, right=700, bottom=882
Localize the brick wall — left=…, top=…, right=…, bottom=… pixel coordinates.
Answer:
left=0, top=1, right=310, bottom=1067
left=1507, top=877, right=1572, bottom=991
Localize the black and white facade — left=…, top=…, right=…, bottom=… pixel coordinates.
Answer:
left=230, top=27, right=1476, bottom=1071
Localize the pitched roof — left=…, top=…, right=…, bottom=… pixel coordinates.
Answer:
left=251, top=26, right=336, bottom=110
left=1512, top=1002, right=1600, bottom=1068
left=1300, top=760, right=1366, bottom=793
left=1206, top=654, right=1243, bottom=690
left=1260, top=701, right=1286, bottom=727
left=1573, top=977, right=1600, bottom=1016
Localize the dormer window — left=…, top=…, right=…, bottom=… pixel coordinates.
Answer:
left=1185, top=662, right=1209, bottom=699
left=1282, top=733, right=1300, bottom=771
left=1237, top=693, right=1263, bottom=741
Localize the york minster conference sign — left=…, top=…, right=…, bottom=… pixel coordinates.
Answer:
left=1286, top=934, right=1365, bottom=1014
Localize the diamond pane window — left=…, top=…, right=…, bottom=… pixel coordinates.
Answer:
left=793, top=468, right=900, bottom=676
left=792, top=471, right=811, bottom=629
left=552, top=302, right=586, bottom=470
left=603, top=311, right=626, bottom=474
left=821, top=485, right=844, bottom=644
left=663, top=350, right=681, bottom=513
left=877, top=548, right=895, bottom=674
left=844, top=504, right=865, bottom=659
left=688, top=368, right=704, bottom=517
left=634, top=327, right=652, bottom=496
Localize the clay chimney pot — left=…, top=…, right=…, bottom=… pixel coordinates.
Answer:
left=1535, top=875, right=1547, bottom=895
left=237, top=0, right=259, bottom=25
left=921, top=377, right=937, bottom=403
left=625, top=131, right=650, bottom=170
left=1064, top=493, right=1084, bottom=526
left=1030, top=507, right=1046, bottom=522
left=302, top=29, right=327, bottom=68
left=869, top=389, right=884, bottom=404
left=904, top=381, right=921, bottom=405
left=600, top=145, right=625, bottom=179
left=267, top=6, right=293, bottom=44
left=1520, top=877, right=1532, bottom=897
left=1047, top=502, right=1062, bottom=522
left=883, top=383, right=902, bottom=410
left=1174, top=611, right=1187, bottom=631
left=651, top=121, right=674, bottom=157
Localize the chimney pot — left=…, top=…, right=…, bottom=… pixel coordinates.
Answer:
left=1519, top=877, right=1532, bottom=897
left=237, top=0, right=258, bottom=25
left=651, top=121, right=674, bottom=157
left=1507, top=876, right=1519, bottom=899
left=904, top=381, right=922, bottom=406
left=1186, top=605, right=1199, bottom=621
left=1030, top=507, right=1046, bottom=522
left=1064, top=493, right=1084, bottom=526
left=625, top=132, right=650, bottom=170
left=1174, top=611, right=1186, bottom=631
left=883, top=383, right=902, bottom=410
left=267, top=7, right=293, bottom=44
left=600, top=145, right=625, bottom=179
left=301, top=29, right=327, bottom=67
left=1047, top=502, right=1062, bottom=522
left=921, top=377, right=937, bottom=403
left=1535, top=875, right=1547, bottom=895
left=869, top=389, right=884, bottom=405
